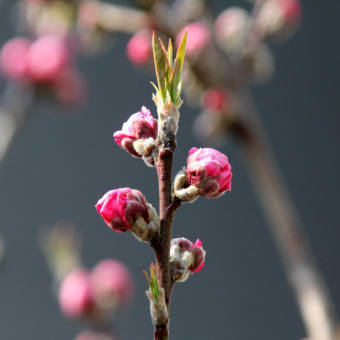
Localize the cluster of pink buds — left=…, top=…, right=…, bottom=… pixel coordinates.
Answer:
left=95, top=187, right=159, bottom=242
left=170, top=238, right=205, bottom=282
left=58, top=259, right=134, bottom=320
left=0, top=35, right=84, bottom=105
left=113, top=106, right=158, bottom=166
left=174, top=147, right=232, bottom=202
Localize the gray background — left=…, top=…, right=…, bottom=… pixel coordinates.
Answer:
left=0, top=0, right=339, bottom=339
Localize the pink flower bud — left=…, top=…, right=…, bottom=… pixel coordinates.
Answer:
left=58, top=268, right=94, bottom=318
left=91, top=259, right=134, bottom=310
left=258, top=0, right=302, bottom=38
left=214, top=7, right=249, bottom=53
left=176, top=22, right=211, bottom=57
left=113, top=106, right=158, bottom=158
left=170, top=237, right=206, bottom=282
left=202, top=89, right=229, bottom=113
left=26, top=35, right=70, bottom=82
left=126, top=30, right=152, bottom=66
left=0, top=38, right=31, bottom=81
left=186, top=147, right=232, bottom=198
left=95, top=188, right=150, bottom=232
left=74, top=331, right=115, bottom=340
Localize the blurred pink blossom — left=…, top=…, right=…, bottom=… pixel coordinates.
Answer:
left=177, top=22, right=211, bottom=57
left=58, top=268, right=94, bottom=318
left=126, top=30, right=152, bottom=66
left=26, top=35, right=70, bottom=82
left=91, top=259, right=134, bottom=309
left=0, top=38, right=31, bottom=81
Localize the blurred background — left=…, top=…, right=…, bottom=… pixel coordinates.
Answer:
left=0, top=0, right=339, bottom=339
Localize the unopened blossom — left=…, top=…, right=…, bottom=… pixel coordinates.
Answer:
left=26, top=35, right=70, bottom=82
left=58, top=268, right=94, bottom=318
left=95, top=188, right=159, bottom=242
left=114, top=106, right=158, bottom=159
left=0, top=38, right=31, bottom=81
left=170, top=237, right=206, bottom=282
left=214, top=7, right=249, bottom=54
left=91, top=259, right=134, bottom=311
left=126, top=30, right=152, bottom=66
left=257, top=0, right=302, bottom=38
left=175, top=147, right=232, bottom=201
left=176, top=22, right=211, bottom=57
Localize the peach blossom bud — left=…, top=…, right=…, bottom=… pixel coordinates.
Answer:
left=0, top=38, right=31, bottom=81
left=95, top=188, right=159, bottom=241
left=26, top=35, right=70, bottom=82
left=257, top=0, right=302, bottom=38
left=126, top=30, right=152, bottom=66
left=91, top=259, right=134, bottom=311
left=58, top=268, right=94, bottom=318
left=114, top=106, right=158, bottom=158
left=74, top=331, right=115, bottom=340
left=186, top=147, right=232, bottom=198
left=214, top=7, right=249, bottom=54
left=176, top=22, right=211, bottom=57
left=96, top=188, right=149, bottom=232
left=170, top=237, right=206, bottom=282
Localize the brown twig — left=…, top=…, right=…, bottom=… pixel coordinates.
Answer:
left=150, top=129, right=179, bottom=339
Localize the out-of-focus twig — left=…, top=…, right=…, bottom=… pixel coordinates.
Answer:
left=229, top=97, right=338, bottom=340
left=98, top=2, right=150, bottom=34
left=0, top=83, right=34, bottom=168
left=39, top=221, right=82, bottom=284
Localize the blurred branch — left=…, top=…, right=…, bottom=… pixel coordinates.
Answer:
left=39, top=221, right=82, bottom=285
left=229, top=100, right=338, bottom=340
left=0, top=83, right=34, bottom=168
left=98, top=2, right=150, bottom=34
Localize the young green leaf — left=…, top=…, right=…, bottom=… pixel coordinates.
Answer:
left=152, top=32, right=168, bottom=100
left=167, top=39, right=173, bottom=69
left=172, top=31, right=187, bottom=103
left=144, top=263, right=160, bottom=301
